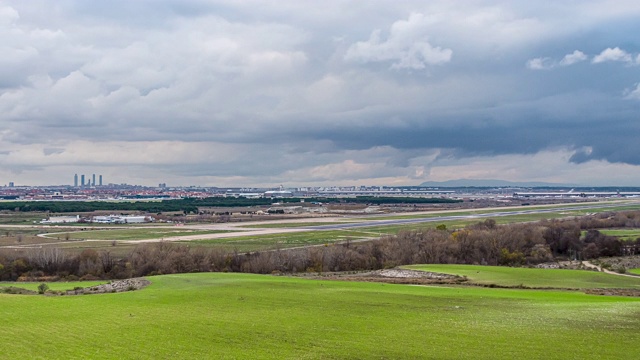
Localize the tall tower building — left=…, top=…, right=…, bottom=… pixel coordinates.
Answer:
left=80, top=174, right=85, bottom=188
left=99, top=175, right=103, bottom=186
left=74, top=174, right=78, bottom=187
left=92, top=174, right=96, bottom=187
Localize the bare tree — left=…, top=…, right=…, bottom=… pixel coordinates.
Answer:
left=26, top=247, right=66, bottom=272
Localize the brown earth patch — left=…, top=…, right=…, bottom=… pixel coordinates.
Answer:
left=63, top=278, right=151, bottom=295
left=584, top=288, right=640, bottom=297
left=292, top=268, right=468, bottom=285
left=0, top=286, right=37, bottom=295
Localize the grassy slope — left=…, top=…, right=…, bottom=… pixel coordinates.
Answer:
left=63, top=228, right=234, bottom=241
left=242, top=222, right=357, bottom=228
left=406, top=264, right=640, bottom=288
left=184, top=229, right=376, bottom=251
left=630, top=268, right=640, bottom=275
left=1, top=273, right=640, bottom=359
left=598, top=228, right=640, bottom=241
left=0, top=280, right=107, bottom=292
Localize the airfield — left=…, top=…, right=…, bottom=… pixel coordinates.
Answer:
left=3, top=199, right=639, bottom=255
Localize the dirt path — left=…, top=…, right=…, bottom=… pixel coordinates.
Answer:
left=582, top=261, right=640, bottom=278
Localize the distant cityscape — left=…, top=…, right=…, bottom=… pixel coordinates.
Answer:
left=73, top=173, right=103, bottom=188
left=2, top=176, right=640, bottom=201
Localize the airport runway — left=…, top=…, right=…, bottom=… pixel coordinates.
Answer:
left=299, top=201, right=640, bottom=231
left=21, top=200, right=640, bottom=245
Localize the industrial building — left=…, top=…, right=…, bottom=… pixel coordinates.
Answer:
left=40, top=215, right=80, bottom=224
left=92, top=215, right=153, bottom=224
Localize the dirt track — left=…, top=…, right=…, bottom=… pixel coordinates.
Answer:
left=582, top=261, right=640, bottom=278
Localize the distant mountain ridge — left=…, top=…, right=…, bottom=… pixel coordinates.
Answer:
left=419, top=179, right=578, bottom=187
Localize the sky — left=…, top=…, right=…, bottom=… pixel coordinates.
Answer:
left=1, top=0, right=640, bottom=187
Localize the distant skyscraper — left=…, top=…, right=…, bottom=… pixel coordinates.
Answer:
left=8, top=182, right=14, bottom=187
left=74, top=174, right=78, bottom=187
left=92, top=174, right=96, bottom=187
left=80, top=174, right=85, bottom=188
left=99, top=175, right=103, bottom=186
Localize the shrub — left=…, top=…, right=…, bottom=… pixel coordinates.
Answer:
left=37, top=283, right=49, bottom=294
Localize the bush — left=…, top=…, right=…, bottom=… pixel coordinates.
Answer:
left=615, top=266, right=627, bottom=274
left=37, top=283, right=49, bottom=294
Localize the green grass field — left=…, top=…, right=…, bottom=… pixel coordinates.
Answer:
left=182, top=229, right=377, bottom=252
left=0, top=280, right=107, bottom=292
left=242, top=221, right=357, bottom=228
left=1, top=272, right=639, bottom=359
left=630, top=268, right=640, bottom=275
left=58, top=228, right=236, bottom=241
left=597, top=229, right=640, bottom=241
left=406, top=264, right=640, bottom=289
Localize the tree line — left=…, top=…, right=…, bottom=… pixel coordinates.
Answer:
left=0, top=196, right=459, bottom=214
left=1, top=210, right=639, bottom=281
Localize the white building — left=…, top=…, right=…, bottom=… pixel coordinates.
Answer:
left=92, top=215, right=153, bottom=224
left=40, top=215, right=80, bottom=224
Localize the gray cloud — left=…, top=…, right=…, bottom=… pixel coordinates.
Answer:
left=344, top=12, right=452, bottom=69
left=2, top=1, right=640, bottom=186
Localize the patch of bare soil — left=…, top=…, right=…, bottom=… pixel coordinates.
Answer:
left=596, top=255, right=640, bottom=271
left=0, top=286, right=37, bottom=295
left=63, top=278, right=151, bottom=295
left=585, top=288, right=640, bottom=297
left=297, top=269, right=468, bottom=285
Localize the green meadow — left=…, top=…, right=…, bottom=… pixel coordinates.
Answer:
left=61, top=228, right=236, bottom=241
left=182, top=229, right=377, bottom=251
left=597, top=228, right=640, bottom=241
left=0, top=280, right=107, bottom=292
left=406, top=264, right=640, bottom=289
left=242, top=221, right=357, bottom=228
left=1, top=272, right=640, bottom=359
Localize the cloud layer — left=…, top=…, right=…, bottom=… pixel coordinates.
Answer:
left=2, top=1, right=640, bottom=186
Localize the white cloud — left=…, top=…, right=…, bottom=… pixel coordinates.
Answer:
left=528, top=50, right=587, bottom=70
left=526, top=57, right=554, bottom=70
left=344, top=12, right=452, bottom=70
left=624, top=83, right=640, bottom=100
left=427, top=149, right=640, bottom=186
left=560, top=50, right=587, bottom=66
left=592, top=47, right=632, bottom=63
left=0, top=5, right=19, bottom=26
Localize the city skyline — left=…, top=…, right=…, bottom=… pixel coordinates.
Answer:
left=1, top=1, right=640, bottom=187
left=73, top=173, right=103, bottom=187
